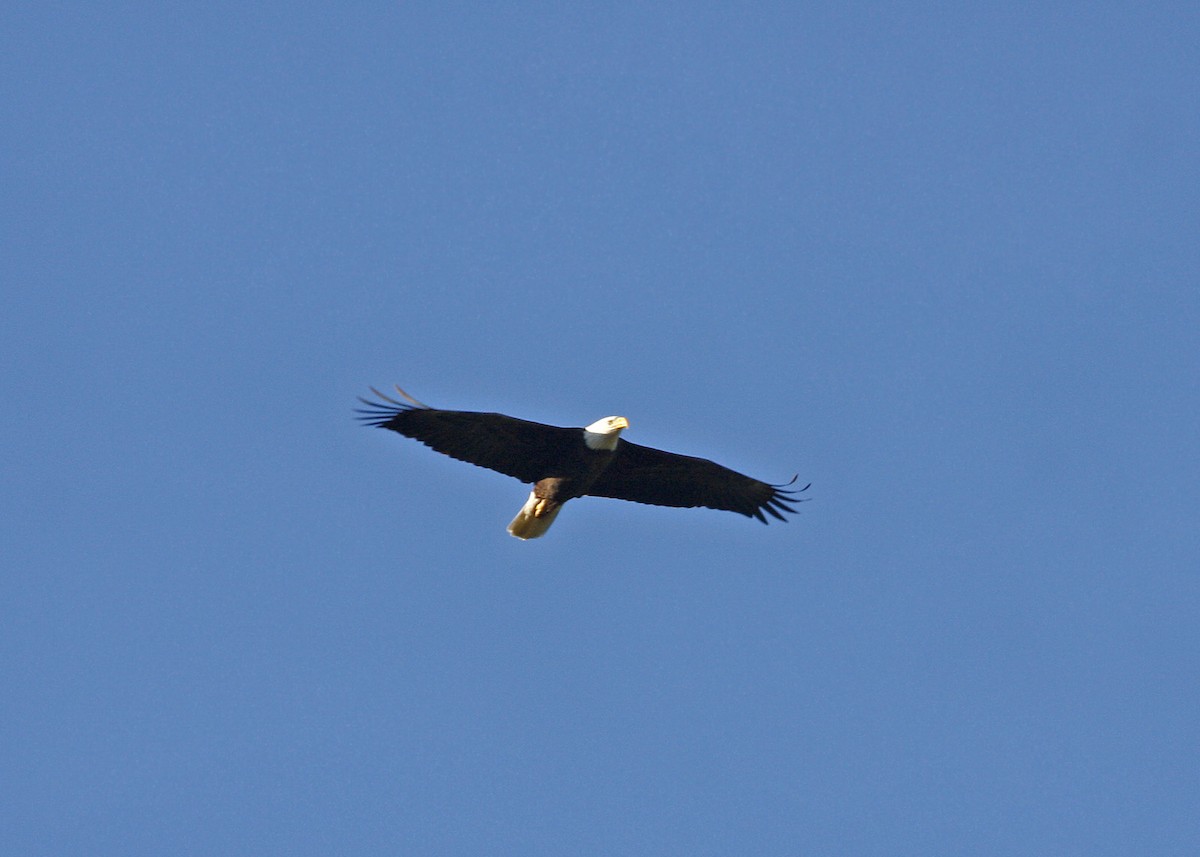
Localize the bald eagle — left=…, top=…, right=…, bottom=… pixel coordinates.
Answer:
left=356, top=386, right=808, bottom=539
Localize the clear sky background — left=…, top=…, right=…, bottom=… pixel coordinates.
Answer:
left=3, top=4, right=1197, bottom=855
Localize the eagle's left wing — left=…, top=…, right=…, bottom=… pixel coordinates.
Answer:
left=586, top=440, right=806, bottom=523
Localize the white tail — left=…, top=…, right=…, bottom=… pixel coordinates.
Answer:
left=507, top=492, right=562, bottom=540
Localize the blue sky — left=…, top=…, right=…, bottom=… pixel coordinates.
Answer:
left=3, top=3, right=1197, bottom=854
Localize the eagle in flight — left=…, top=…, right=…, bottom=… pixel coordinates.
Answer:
left=356, top=386, right=808, bottom=539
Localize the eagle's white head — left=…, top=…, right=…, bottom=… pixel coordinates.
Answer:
left=583, top=415, right=629, bottom=450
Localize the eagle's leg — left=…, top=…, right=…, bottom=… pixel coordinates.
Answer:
left=507, top=491, right=563, bottom=540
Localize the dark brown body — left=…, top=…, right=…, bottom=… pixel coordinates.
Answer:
left=532, top=447, right=617, bottom=506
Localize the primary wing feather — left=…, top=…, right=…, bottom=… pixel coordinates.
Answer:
left=356, top=389, right=577, bottom=484
left=587, top=440, right=806, bottom=523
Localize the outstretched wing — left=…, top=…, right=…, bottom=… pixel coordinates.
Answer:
left=587, top=440, right=807, bottom=523
left=356, top=386, right=579, bottom=484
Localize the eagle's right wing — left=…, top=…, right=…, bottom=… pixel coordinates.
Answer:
left=356, top=387, right=578, bottom=484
